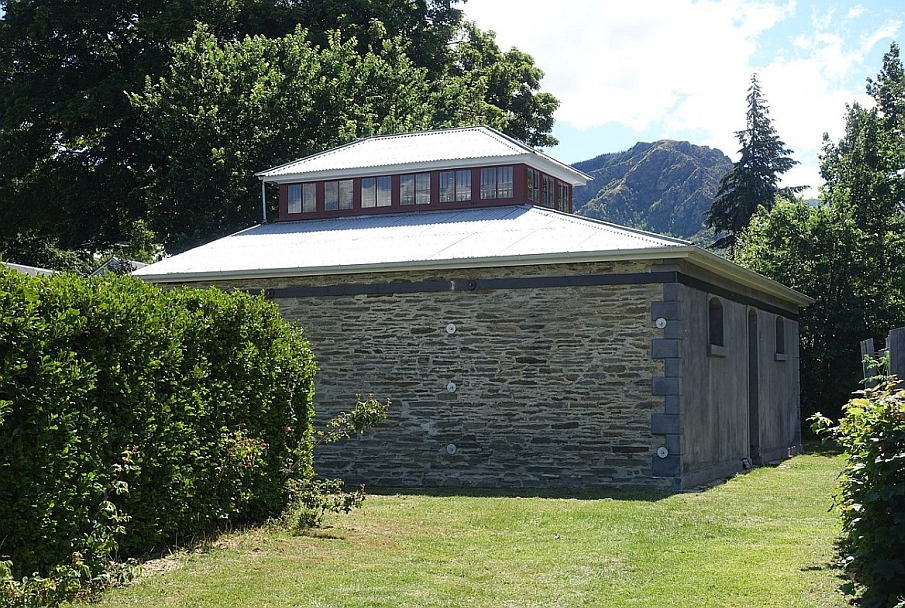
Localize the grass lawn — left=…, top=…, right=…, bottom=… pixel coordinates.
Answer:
left=86, top=451, right=847, bottom=608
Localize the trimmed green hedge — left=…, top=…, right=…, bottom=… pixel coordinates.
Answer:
left=0, top=269, right=316, bottom=578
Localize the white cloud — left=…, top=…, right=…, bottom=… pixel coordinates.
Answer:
left=847, top=5, right=867, bottom=20
left=465, top=0, right=795, bottom=132
left=463, top=0, right=902, bottom=198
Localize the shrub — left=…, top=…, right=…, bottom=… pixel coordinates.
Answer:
left=812, top=381, right=905, bottom=607
left=283, top=395, right=390, bottom=530
left=0, top=268, right=316, bottom=582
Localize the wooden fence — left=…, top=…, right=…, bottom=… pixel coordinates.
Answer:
left=860, top=327, right=905, bottom=387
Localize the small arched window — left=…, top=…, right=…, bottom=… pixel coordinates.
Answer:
left=708, top=297, right=724, bottom=347
left=775, top=316, right=787, bottom=360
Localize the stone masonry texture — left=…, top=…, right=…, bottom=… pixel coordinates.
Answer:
left=195, top=261, right=673, bottom=489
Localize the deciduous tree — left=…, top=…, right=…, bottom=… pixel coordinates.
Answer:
left=0, top=0, right=561, bottom=261
left=133, top=26, right=483, bottom=252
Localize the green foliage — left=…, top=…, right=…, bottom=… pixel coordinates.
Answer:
left=1, top=0, right=560, bottom=258
left=446, top=22, right=559, bottom=148
left=0, top=0, right=305, bottom=254
left=0, top=268, right=316, bottom=582
left=735, top=197, right=905, bottom=421
left=312, top=395, right=391, bottom=448
left=0, top=232, right=94, bottom=275
left=284, top=395, right=390, bottom=530
left=706, top=74, right=803, bottom=251
left=811, top=382, right=905, bottom=607
left=736, top=44, right=905, bottom=422
left=1, top=455, right=138, bottom=606
left=284, top=478, right=368, bottom=531
left=287, top=0, right=464, bottom=73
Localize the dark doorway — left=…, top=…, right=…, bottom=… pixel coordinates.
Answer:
left=747, top=310, right=760, bottom=464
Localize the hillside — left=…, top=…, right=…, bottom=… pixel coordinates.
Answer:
left=571, top=140, right=732, bottom=243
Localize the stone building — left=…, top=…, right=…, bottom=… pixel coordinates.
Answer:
left=134, top=126, right=811, bottom=490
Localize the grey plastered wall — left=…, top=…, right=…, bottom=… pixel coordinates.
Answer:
left=752, top=311, right=802, bottom=464
left=649, top=261, right=803, bottom=490
left=193, top=261, right=673, bottom=489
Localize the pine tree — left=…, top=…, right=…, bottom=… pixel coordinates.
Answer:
left=706, top=74, right=804, bottom=250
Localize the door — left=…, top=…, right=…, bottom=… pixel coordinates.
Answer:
left=747, top=309, right=760, bottom=464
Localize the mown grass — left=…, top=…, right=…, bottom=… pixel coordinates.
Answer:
left=86, top=452, right=847, bottom=607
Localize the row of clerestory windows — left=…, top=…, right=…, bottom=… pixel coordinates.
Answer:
left=285, top=165, right=569, bottom=217
left=526, top=168, right=570, bottom=212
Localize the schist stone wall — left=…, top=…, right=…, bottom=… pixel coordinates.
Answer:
left=196, top=261, right=676, bottom=489
left=181, top=257, right=803, bottom=490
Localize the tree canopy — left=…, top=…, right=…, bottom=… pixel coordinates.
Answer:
left=133, top=26, right=478, bottom=252
left=736, top=43, right=905, bottom=421
left=0, top=0, right=561, bottom=263
left=705, top=74, right=803, bottom=251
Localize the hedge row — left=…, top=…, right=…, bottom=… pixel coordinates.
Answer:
left=0, top=268, right=316, bottom=578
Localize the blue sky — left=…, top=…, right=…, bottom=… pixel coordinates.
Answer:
left=464, top=0, right=903, bottom=198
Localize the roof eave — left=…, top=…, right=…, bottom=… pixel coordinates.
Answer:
left=133, top=238, right=810, bottom=308
left=257, top=153, right=589, bottom=186
left=682, top=247, right=814, bottom=307
left=135, top=247, right=685, bottom=284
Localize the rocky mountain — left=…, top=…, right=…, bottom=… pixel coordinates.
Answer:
left=571, top=140, right=732, bottom=243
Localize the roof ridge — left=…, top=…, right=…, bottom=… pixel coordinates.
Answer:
left=534, top=206, right=692, bottom=246
left=255, top=126, right=578, bottom=180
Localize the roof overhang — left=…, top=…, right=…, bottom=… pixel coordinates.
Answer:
left=679, top=247, right=813, bottom=307
left=136, top=244, right=812, bottom=308
left=256, top=153, right=590, bottom=186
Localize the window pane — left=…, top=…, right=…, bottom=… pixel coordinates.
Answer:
left=338, top=180, right=353, bottom=209
left=400, top=174, right=415, bottom=205
left=302, top=183, right=317, bottom=212
left=361, top=178, right=376, bottom=208
left=557, top=182, right=569, bottom=212
left=527, top=168, right=539, bottom=201
left=498, top=166, right=513, bottom=198
left=324, top=181, right=339, bottom=211
left=480, top=168, right=497, bottom=199
left=440, top=171, right=455, bottom=202
left=377, top=176, right=392, bottom=207
left=288, top=184, right=302, bottom=214
left=415, top=173, right=431, bottom=204
left=542, top=176, right=554, bottom=207
left=775, top=317, right=786, bottom=354
left=456, top=170, right=471, bottom=201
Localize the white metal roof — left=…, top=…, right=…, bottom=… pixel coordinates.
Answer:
left=256, top=126, right=591, bottom=186
left=132, top=204, right=810, bottom=306
left=135, top=205, right=683, bottom=280
left=2, top=262, right=53, bottom=276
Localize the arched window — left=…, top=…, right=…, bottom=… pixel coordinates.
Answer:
left=775, top=316, right=787, bottom=359
left=708, top=297, right=724, bottom=347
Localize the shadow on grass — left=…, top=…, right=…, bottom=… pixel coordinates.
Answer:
left=361, top=442, right=843, bottom=502
left=297, top=527, right=346, bottom=541
left=802, top=438, right=844, bottom=457
left=365, top=486, right=672, bottom=502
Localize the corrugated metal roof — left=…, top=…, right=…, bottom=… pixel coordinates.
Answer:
left=256, top=126, right=590, bottom=185
left=134, top=205, right=688, bottom=281
left=2, top=262, right=53, bottom=276
left=133, top=204, right=813, bottom=306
